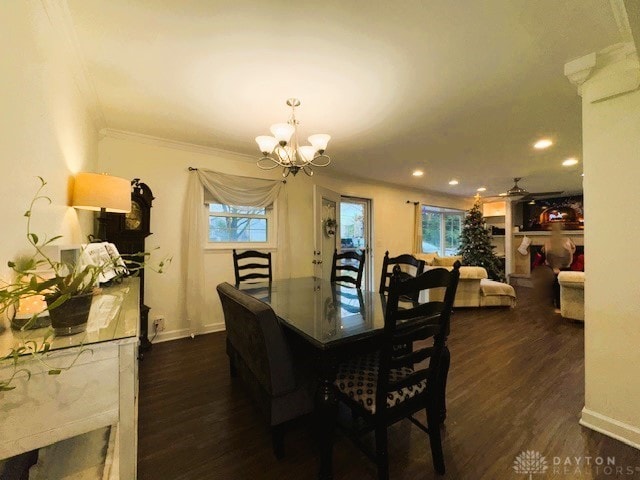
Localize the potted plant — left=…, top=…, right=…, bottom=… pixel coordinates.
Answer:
left=0, top=178, right=169, bottom=390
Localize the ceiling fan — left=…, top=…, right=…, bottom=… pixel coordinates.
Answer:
left=491, top=177, right=563, bottom=202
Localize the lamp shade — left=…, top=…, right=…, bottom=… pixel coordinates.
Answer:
left=308, top=134, right=330, bottom=152
left=270, top=123, right=295, bottom=144
left=72, top=172, right=131, bottom=213
left=255, top=135, right=278, bottom=154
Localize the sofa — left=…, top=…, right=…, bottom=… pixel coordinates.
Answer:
left=216, top=282, right=314, bottom=458
left=415, top=253, right=516, bottom=308
left=558, top=271, right=584, bottom=321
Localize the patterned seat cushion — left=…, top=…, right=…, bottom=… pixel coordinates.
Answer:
left=334, top=352, right=427, bottom=414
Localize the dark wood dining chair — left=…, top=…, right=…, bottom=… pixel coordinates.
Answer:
left=331, top=249, right=366, bottom=288
left=335, top=262, right=461, bottom=479
left=233, top=249, right=272, bottom=285
left=379, top=251, right=426, bottom=301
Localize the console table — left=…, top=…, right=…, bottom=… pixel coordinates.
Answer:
left=0, top=278, right=140, bottom=479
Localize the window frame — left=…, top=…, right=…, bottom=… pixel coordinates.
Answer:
left=205, top=200, right=277, bottom=251
left=420, top=205, right=464, bottom=257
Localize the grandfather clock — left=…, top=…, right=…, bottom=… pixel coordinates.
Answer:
left=106, top=178, right=154, bottom=353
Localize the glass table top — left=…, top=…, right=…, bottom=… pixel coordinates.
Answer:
left=239, top=277, right=387, bottom=348
left=0, top=278, right=139, bottom=358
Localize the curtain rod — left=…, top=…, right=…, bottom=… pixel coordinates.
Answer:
left=188, top=167, right=286, bottom=183
left=406, top=200, right=419, bottom=205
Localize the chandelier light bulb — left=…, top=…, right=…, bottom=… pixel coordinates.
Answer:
left=270, top=123, right=295, bottom=144
left=255, top=136, right=278, bottom=154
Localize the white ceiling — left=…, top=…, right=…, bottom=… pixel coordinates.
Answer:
left=66, top=0, right=624, bottom=197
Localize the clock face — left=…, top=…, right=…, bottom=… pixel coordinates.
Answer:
left=125, top=200, right=143, bottom=230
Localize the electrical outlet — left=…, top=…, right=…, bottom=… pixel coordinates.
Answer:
left=153, top=317, right=166, bottom=332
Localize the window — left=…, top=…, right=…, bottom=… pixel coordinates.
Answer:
left=207, top=203, right=276, bottom=248
left=421, top=206, right=464, bottom=256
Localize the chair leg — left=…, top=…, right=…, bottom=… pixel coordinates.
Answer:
left=375, top=425, right=389, bottom=480
left=426, top=406, right=445, bottom=475
left=272, top=424, right=285, bottom=460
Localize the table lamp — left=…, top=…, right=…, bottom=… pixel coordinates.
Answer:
left=72, top=172, right=131, bottom=241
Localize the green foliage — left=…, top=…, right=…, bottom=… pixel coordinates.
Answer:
left=0, top=178, right=171, bottom=393
left=457, top=199, right=505, bottom=281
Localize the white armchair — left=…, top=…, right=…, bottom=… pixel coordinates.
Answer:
left=558, top=271, right=584, bottom=321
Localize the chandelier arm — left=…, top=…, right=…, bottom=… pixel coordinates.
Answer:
left=257, top=156, right=283, bottom=170
left=308, top=154, right=331, bottom=167
left=302, top=165, right=314, bottom=177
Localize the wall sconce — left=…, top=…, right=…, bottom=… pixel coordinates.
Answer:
left=72, top=172, right=131, bottom=241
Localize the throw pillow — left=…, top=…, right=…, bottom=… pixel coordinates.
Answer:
left=433, top=255, right=462, bottom=267
left=570, top=253, right=585, bottom=272
left=414, top=252, right=439, bottom=265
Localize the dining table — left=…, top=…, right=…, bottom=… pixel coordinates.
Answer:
left=239, top=276, right=450, bottom=480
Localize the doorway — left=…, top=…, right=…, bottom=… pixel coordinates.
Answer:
left=313, top=188, right=373, bottom=289
left=313, top=185, right=341, bottom=280
left=340, top=197, right=373, bottom=290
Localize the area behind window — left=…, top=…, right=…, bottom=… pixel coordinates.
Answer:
left=421, top=205, right=464, bottom=256
left=208, top=203, right=275, bottom=248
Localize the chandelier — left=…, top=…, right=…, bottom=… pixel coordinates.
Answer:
left=255, top=98, right=331, bottom=177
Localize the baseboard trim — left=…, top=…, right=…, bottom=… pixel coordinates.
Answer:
left=152, top=322, right=226, bottom=344
left=580, top=407, right=640, bottom=450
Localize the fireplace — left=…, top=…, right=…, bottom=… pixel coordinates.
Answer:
left=530, top=245, right=585, bottom=271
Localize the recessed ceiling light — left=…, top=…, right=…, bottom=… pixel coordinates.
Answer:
left=412, top=170, right=424, bottom=177
left=448, top=179, right=459, bottom=185
left=477, top=187, right=487, bottom=192
left=562, top=158, right=579, bottom=166
left=534, top=139, right=553, bottom=149
left=499, top=192, right=507, bottom=197
left=581, top=173, right=584, bottom=177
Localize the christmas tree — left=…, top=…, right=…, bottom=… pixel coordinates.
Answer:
left=457, top=198, right=505, bottom=281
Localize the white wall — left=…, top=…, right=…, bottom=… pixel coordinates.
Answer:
left=98, top=132, right=471, bottom=341
left=579, top=47, right=640, bottom=448
left=0, top=1, right=98, bottom=282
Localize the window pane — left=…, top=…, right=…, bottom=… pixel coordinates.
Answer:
left=209, top=216, right=268, bottom=243
left=421, top=210, right=441, bottom=253
left=444, top=214, right=462, bottom=256
left=340, top=202, right=365, bottom=249
left=209, top=203, right=266, bottom=215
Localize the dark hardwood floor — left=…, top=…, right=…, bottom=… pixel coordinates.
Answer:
left=138, top=286, right=640, bottom=479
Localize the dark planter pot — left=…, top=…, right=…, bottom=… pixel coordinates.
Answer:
left=46, top=293, right=93, bottom=336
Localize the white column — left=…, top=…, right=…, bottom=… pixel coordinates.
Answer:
left=567, top=42, right=640, bottom=449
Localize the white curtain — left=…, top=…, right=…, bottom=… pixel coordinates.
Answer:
left=183, top=168, right=288, bottom=334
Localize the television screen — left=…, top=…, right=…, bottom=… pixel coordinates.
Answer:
left=521, top=195, right=583, bottom=231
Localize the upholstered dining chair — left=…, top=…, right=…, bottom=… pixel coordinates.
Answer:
left=379, top=251, right=426, bottom=302
left=331, top=249, right=366, bottom=288
left=335, top=262, right=461, bottom=479
left=233, top=249, right=272, bottom=285
left=216, top=282, right=313, bottom=459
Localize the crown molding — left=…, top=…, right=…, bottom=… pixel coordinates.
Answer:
left=100, top=129, right=256, bottom=162
left=564, top=52, right=597, bottom=94
left=610, top=0, right=634, bottom=42
left=40, top=0, right=107, bottom=130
